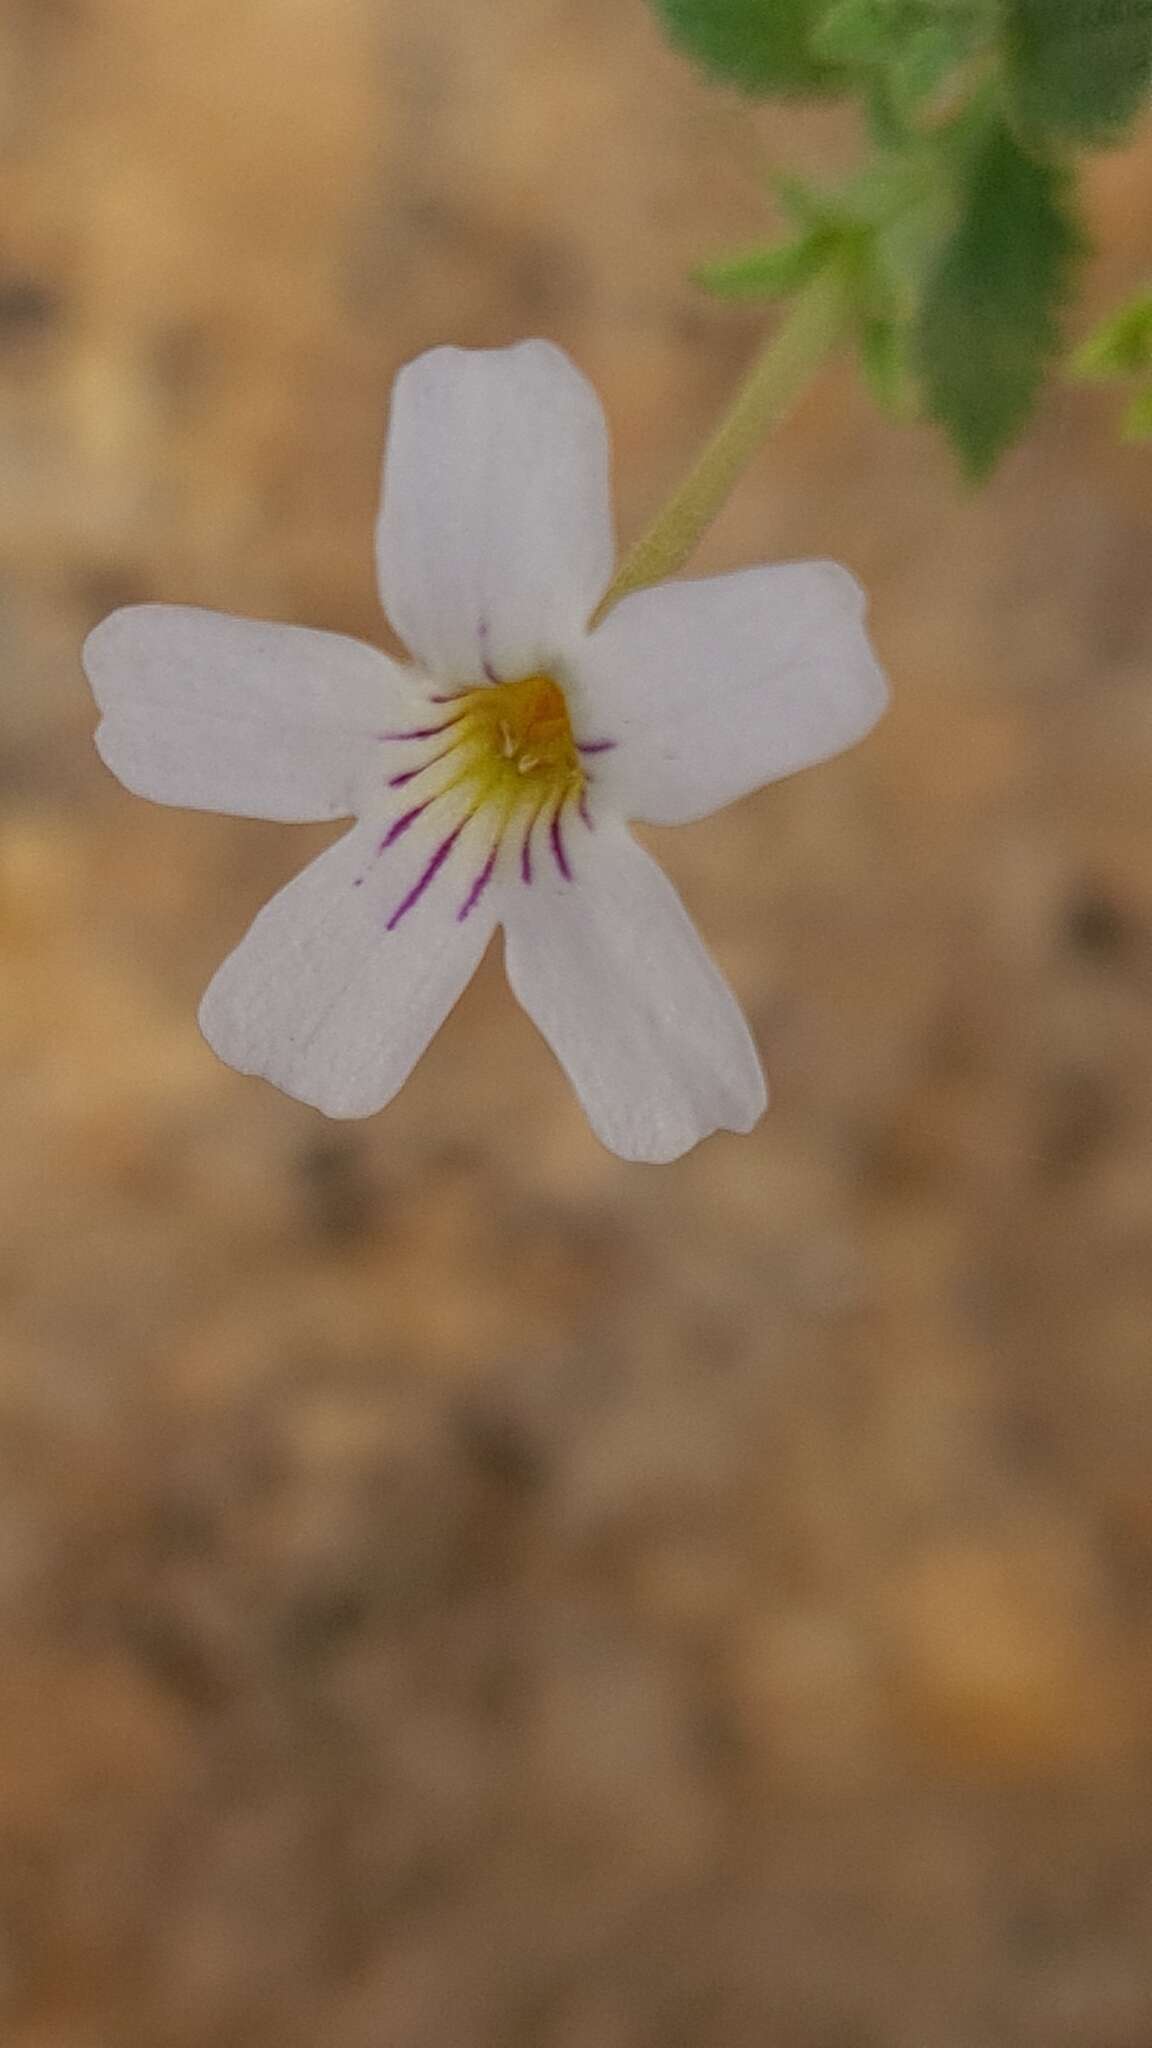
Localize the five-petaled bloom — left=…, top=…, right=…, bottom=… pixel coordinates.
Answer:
left=83, top=342, right=887, bottom=1163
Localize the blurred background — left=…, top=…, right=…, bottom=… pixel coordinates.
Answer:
left=2, top=2, right=1152, bottom=2043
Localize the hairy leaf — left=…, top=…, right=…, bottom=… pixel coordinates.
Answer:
left=648, top=0, right=847, bottom=94
left=695, top=232, right=836, bottom=298
left=816, top=0, right=905, bottom=63
left=818, top=0, right=988, bottom=112
left=888, top=19, right=973, bottom=108
left=918, top=116, right=1084, bottom=474
left=1005, top=0, right=1152, bottom=145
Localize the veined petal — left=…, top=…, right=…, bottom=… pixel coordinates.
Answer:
left=86, top=606, right=422, bottom=822
left=570, top=562, right=888, bottom=826
left=502, top=822, right=766, bottom=1164
left=376, top=342, right=614, bottom=685
left=199, top=817, right=496, bottom=1115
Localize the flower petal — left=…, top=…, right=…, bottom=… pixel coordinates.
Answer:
left=569, top=562, right=887, bottom=825
left=199, top=817, right=496, bottom=1115
left=376, top=341, right=614, bottom=684
left=502, top=821, right=766, bottom=1163
left=85, top=606, right=422, bottom=821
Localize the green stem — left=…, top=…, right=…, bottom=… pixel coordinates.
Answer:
left=593, top=269, right=849, bottom=622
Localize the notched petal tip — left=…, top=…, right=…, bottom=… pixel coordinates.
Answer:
left=503, top=824, right=769, bottom=1165
left=377, top=335, right=615, bottom=684
left=91, top=712, right=154, bottom=801
left=196, top=821, right=498, bottom=1123
left=196, top=999, right=382, bottom=1121
left=81, top=603, right=153, bottom=703
left=394, top=334, right=591, bottom=389
left=609, top=1074, right=769, bottom=1166
left=803, top=560, right=890, bottom=728
left=196, top=979, right=392, bottom=1121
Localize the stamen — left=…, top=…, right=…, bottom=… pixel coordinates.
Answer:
left=578, top=739, right=617, bottom=756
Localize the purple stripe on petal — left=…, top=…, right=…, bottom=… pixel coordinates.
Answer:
left=549, top=806, right=572, bottom=883
left=457, top=842, right=499, bottom=923
left=521, top=797, right=551, bottom=885
left=385, top=821, right=466, bottom=931
left=578, top=739, right=617, bottom=755
left=378, top=712, right=466, bottom=743
left=389, top=739, right=458, bottom=788
left=478, top=617, right=502, bottom=683
left=380, top=801, right=429, bottom=850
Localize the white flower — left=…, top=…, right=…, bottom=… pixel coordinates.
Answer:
left=83, top=341, right=887, bottom=1164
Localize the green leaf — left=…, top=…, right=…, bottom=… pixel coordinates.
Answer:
left=776, top=156, right=930, bottom=232
left=1071, top=289, right=1152, bottom=378
left=695, top=231, right=836, bottom=297
left=917, top=115, right=1084, bottom=475
left=1005, top=0, right=1152, bottom=146
left=816, top=0, right=903, bottom=64
left=647, top=0, right=847, bottom=94
left=720, top=152, right=949, bottom=414
left=888, top=19, right=972, bottom=108
left=817, top=0, right=987, bottom=110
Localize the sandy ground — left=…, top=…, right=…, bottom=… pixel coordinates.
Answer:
left=1, top=2, right=1152, bottom=2043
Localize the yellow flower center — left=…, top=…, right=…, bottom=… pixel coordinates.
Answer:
left=375, top=669, right=615, bottom=924
left=451, top=671, right=584, bottom=811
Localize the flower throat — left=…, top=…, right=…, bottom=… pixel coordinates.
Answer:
left=373, top=668, right=615, bottom=926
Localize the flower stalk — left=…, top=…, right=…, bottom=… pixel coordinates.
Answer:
left=594, top=268, right=848, bottom=620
